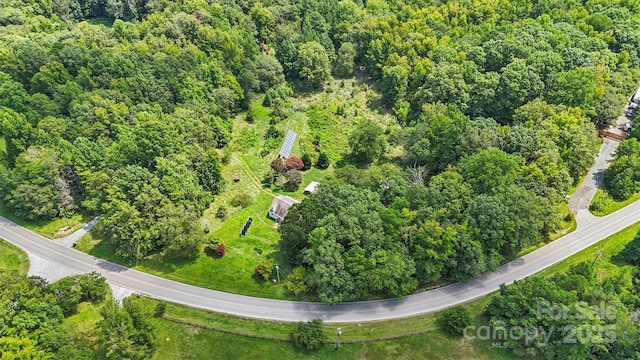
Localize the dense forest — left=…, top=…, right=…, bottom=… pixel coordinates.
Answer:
left=1, top=0, right=640, bottom=307
left=3, top=0, right=640, bottom=358
left=486, top=231, right=640, bottom=359
left=0, top=271, right=156, bottom=359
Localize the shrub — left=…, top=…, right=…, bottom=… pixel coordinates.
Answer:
left=265, top=125, right=282, bottom=139
left=285, top=156, right=304, bottom=170
left=285, top=267, right=308, bottom=296
left=255, top=258, right=275, bottom=281
left=214, top=244, right=226, bottom=256
left=230, top=194, right=253, bottom=208
left=283, top=170, right=303, bottom=191
left=437, top=305, right=472, bottom=336
left=50, top=277, right=82, bottom=315
left=154, top=303, right=166, bottom=317
left=291, top=319, right=327, bottom=351
left=77, top=272, right=108, bottom=303
left=245, top=110, right=255, bottom=123
left=301, top=154, right=312, bottom=171
left=206, top=236, right=220, bottom=248
left=262, top=169, right=277, bottom=185
left=316, top=152, right=329, bottom=169
left=270, top=158, right=287, bottom=175
left=221, top=148, right=231, bottom=165
left=215, top=205, right=228, bottom=220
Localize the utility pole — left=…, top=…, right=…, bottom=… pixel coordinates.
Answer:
left=275, top=264, right=280, bottom=283
left=591, top=249, right=603, bottom=267
left=60, top=208, right=71, bottom=230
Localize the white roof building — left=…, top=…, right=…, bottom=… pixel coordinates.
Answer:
left=268, top=195, right=300, bottom=223
left=632, top=85, right=640, bottom=104
left=303, top=181, right=320, bottom=194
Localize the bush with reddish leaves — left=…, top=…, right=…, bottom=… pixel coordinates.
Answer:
left=270, top=158, right=286, bottom=174
left=285, top=156, right=305, bottom=171
left=214, top=244, right=226, bottom=256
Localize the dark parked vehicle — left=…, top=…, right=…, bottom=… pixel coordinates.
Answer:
left=627, top=107, right=636, bottom=118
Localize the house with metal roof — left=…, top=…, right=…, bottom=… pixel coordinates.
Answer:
left=268, top=195, right=300, bottom=223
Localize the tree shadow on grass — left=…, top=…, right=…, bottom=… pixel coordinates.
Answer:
left=334, top=154, right=372, bottom=170
left=204, top=245, right=224, bottom=258
left=137, top=255, right=198, bottom=275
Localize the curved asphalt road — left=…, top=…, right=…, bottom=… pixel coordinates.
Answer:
left=1, top=141, right=638, bottom=323
left=1, top=202, right=639, bottom=323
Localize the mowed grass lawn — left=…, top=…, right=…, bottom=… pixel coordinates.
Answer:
left=78, top=192, right=296, bottom=300
left=128, top=296, right=514, bottom=360
left=0, top=238, right=28, bottom=275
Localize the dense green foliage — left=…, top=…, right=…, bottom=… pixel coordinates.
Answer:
left=604, top=138, right=640, bottom=200
left=49, top=271, right=108, bottom=315
left=290, top=319, right=327, bottom=351
left=97, top=298, right=156, bottom=360
left=0, top=271, right=108, bottom=359
left=437, top=305, right=472, bottom=336
left=1, top=0, right=639, bottom=303
left=275, top=0, right=640, bottom=302
left=487, top=262, right=640, bottom=359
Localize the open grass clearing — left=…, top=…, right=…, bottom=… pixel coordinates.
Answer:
left=0, top=238, right=28, bottom=275
left=77, top=194, right=297, bottom=300
left=65, top=301, right=102, bottom=334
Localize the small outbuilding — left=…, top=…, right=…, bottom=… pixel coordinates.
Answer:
left=268, top=195, right=300, bottom=223
left=303, top=181, right=320, bottom=195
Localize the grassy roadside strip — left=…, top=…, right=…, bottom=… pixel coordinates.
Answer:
left=128, top=220, right=640, bottom=356
left=0, top=203, right=90, bottom=239
left=539, top=220, right=640, bottom=277
left=140, top=293, right=513, bottom=360
left=590, top=188, right=640, bottom=216
left=0, top=238, right=28, bottom=275
left=138, top=290, right=489, bottom=343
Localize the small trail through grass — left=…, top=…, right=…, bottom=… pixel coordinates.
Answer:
left=231, top=154, right=276, bottom=198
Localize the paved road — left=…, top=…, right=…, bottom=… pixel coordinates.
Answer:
left=569, top=138, right=619, bottom=225
left=0, top=137, right=637, bottom=323
left=1, top=200, right=639, bottom=323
